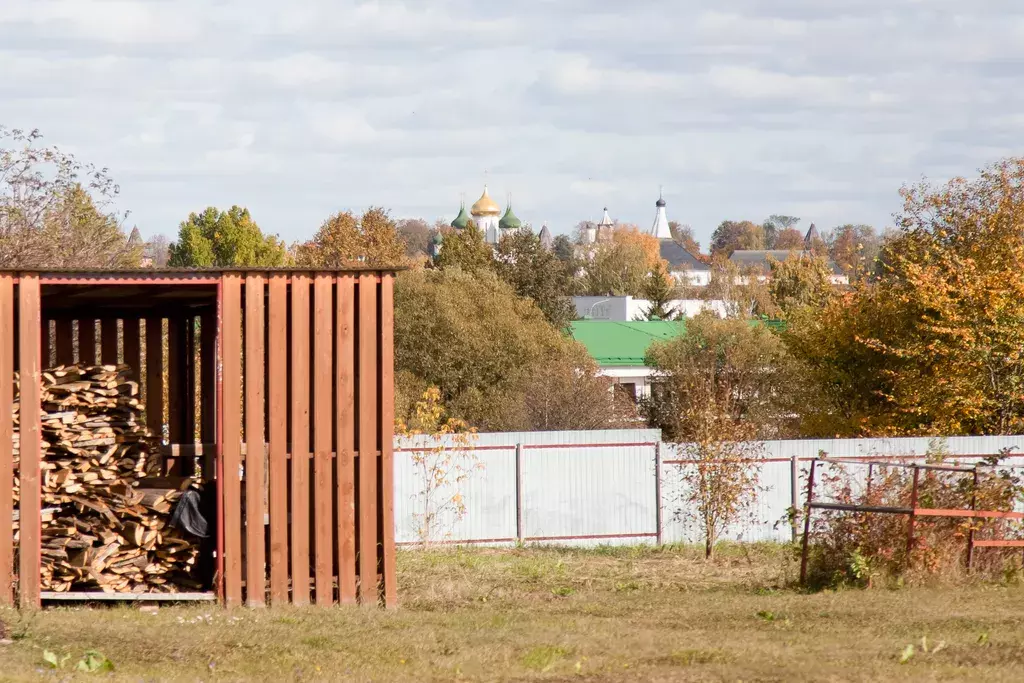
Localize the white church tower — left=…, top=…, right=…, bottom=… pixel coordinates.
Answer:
left=650, top=188, right=672, bottom=240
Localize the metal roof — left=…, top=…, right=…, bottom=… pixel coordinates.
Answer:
left=569, top=320, right=685, bottom=367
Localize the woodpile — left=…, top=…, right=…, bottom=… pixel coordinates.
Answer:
left=12, top=365, right=204, bottom=594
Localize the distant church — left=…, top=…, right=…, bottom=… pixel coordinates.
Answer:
left=443, top=185, right=553, bottom=250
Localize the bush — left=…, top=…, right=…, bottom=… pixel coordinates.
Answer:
left=803, top=454, right=1024, bottom=589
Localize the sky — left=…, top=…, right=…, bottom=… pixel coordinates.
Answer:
left=3, top=1, right=1024, bottom=249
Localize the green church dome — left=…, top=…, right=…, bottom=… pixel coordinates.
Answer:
left=499, top=203, right=522, bottom=231
left=451, top=204, right=470, bottom=230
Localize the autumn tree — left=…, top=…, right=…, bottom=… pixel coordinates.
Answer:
left=701, top=257, right=777, bottom=319
left=433, top=222, right=494, bottom=273
left=144, top=234, right=172, bottom=267
left=710, top=220, right=765, bottom=256
left=169, top=206, right=287, bottom=267
left=669, top=221, right=701, bottom=255
left=768, top=253, right=835, bottom=316
left=762, top=215, right=801, bottom=249
left=787, top=157, right=1024, bottom=436
left=294, top=207, right=405, bottom=268
left=552, top=234, right=575, bottom=263
left=825, top=223, right=882, bottom=281
left=774, top=228, right=805, bottom=250
left=582, top=225, right=665, bottom=297
left=396, top=217, right=432, bottom=258
left=493, top=228, right=576, bottom=328
left=0, top=127, right=140, bottom=267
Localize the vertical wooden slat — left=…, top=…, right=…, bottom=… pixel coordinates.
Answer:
left=185, top=315, right=197, bottom=443
left=267, top=275, right=288, bottom=604
left=144, top=317, right=164, bottom=442
left=313, top=274, right=333, bottom=605
left=100, top=318, right=118, bottom=365
left=244, top=275, right=266, bottom=607
left=122, top=319, right=141, bottom=384
left=357, top=274, right=379, bottom=604
left=167, top=318, right=185, bottom=444
left=290, top=275, right=311, bottom=606
left=18, top=275, right=42, bottom=608
left=200, top=310, right=216, bottom=474
left=0, top=276, right=14, bottom=605
left=55, top=319, right=74, bottom=366
left=221, top=275, right=244, bottom=607
left=41, top=319, right=52, bottom=369
left=379, top=274, right=397, bottom=608
left=336, top=276, right=357, bottom=603
left=78, top=319, right=96, bottom=365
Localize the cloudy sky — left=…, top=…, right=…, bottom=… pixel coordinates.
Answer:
left=3, top=1, right=1023, bottom=248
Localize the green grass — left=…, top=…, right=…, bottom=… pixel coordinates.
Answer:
left=1, top=543, right=1023, bottom=681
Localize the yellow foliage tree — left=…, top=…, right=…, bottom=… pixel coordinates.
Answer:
left=294, top=207, right=406, bottom=268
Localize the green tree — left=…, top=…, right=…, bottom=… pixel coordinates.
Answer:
left=168, top=206, right=287, bottom=267
left=494, top=228, right=576, bottom=328
left=701, top=256, right=777, bottom=319
left=433, top=222, right=494, bottom=273
left=552, top=234, right=575, bottom=263
left=640, top=261, right=677, bottom=320
left=762, top=215, right=801, bottom=249
left=295, top=207, right=406, bottom=268
left=394, top=268, right=624, bottom=431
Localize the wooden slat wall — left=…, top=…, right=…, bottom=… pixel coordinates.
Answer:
left=79, top=319, right=96, bottom=365
left=100, top=318, right=118, bottom=365
left=55, top=320, right=74, bottom=366
left=0, top=276, right=13, bottom=605
left=313, top=274, right=333, bottom=604
left=357, top=273, right=379, bottom=604
left=244, top=275, right=266, bottom=607
left=18, top=276, right=42, bottom=608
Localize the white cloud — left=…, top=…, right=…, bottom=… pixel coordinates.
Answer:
left=2, top=0, right=1024, bottom=246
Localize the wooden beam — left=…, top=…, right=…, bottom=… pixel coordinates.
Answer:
left=244, top=275, right=266, bottom=607
left=18, top=275, right=42, bottom=608
left=0, top=276, right=14, bottom=605
left=221, top=275, right=243, bottom=607
left=78, top=319, right=96, bottom=365
left=379, top=274, right=397, bottom=608
left=357, top=273, right=379, bottom=605
left=144, top=318, right=164, bottom=443
left=336, top=275, right=357, bottom=603
left=100, top=318, right=118, bottom=365
left=267, top=274, right=289, bottom=605
left=55, top=319, right=74, bottom=366
left=313, top=274, right=333, bottom=605
left=289, top=275, right=311, bottom=606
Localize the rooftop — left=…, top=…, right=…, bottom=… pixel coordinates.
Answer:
left=568, top=320, right=685, bottom=367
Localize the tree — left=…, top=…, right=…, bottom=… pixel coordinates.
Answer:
left=494, top=228, right=576, bottom=328
left=144, top=234, right=172, bottom=267
left=169, top=206, right=287, bottom=267
left=582, top=226, right=665, bottom=297
left=0, top=127, right=139, bottom=268
left=640, top=261, right=677, bottom=320
left=295, top=207, right=406, bottom=268
left=825, top=224, right=881, bottom=281
left=701, top=256, right=777, bottom=319
left=552, top=234, right=575, bottom=263
left=787, top=157, right=1024, bottom=436
left=768, top=254, right=835, bottom=316
left=774, top=228, right=805, bottom=250
left=396, top=218, right=432, bottom=258
left=669, top=221, right=701, bottom=255
left=433, top=222, right=494, bottom=273
left=642, top=314, right=804, bottom=442
left=710, top=220, right=766, bottom=256
left=394, top=268, right=618, bottom=431
left=763, top=215, right=801, bottom=249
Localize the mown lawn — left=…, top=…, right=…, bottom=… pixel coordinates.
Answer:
left=1, top=543, right=1022, bottom=681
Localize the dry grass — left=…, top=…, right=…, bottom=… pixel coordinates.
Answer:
left=1, top=543, right=1023, bottom=681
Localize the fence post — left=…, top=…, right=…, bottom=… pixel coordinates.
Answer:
left=966, top=466, right=979, bottom=573
left=790, top=456, right=799, bottom=543
left=906, top=465, right=921, bottom=565
left=514, top=443, right=524, bottom=545
left=799, top=458, right=817, bottom=586
left=655, top=442, right=663, bottom=546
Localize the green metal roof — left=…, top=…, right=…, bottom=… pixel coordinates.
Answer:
left=568, top=320, right=685, bottom=367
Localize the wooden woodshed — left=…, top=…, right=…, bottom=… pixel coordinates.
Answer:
left=0, top=268, right=398, bottom=608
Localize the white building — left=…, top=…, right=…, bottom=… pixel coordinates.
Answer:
left=573, top=296, right=727, bottom=321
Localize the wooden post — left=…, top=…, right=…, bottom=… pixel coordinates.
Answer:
left=289, top=275, right=311, bottom=606
left=799, top=458, right=817, bottom=586
left=78, top=319, right=96, bottom=365
left=18, top=275, right=42, bottom=608
left=244, top=275, right=266, bottom=607
left=654, top=443, right=663, bottom=546
left=312, top=274, right=333, bottom=605
left=267, top=275, right=288, bottom=605
left=220, top=275, right=243, bottom=607
left=336, top=275, right=357, bottom=604
left=144, top=317, right=164, bottom=443
left=100, top=318, right=118, bottom=365
left=0, top=276, right=14, bottom=605
left=966, top=466, right=979, bottom=573
left=55, top=319, right=74, bottom=366
left=515, top=443, right=524, bottom=544
left=790, top=455, right=799, bottom=543
left=906, top=465, right=920, bottom=565
left=378, top=273, right=397, bottom=608
left=357, top=274, right=379, bottom=604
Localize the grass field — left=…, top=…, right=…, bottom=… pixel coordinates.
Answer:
left=1, top=543, right=1022, bottom=681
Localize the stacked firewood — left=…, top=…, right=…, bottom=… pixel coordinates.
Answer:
left=12, top=365, right=203, bottom=593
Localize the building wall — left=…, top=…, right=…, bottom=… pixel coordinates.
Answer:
left=572, top=296, right=727, bottom=321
